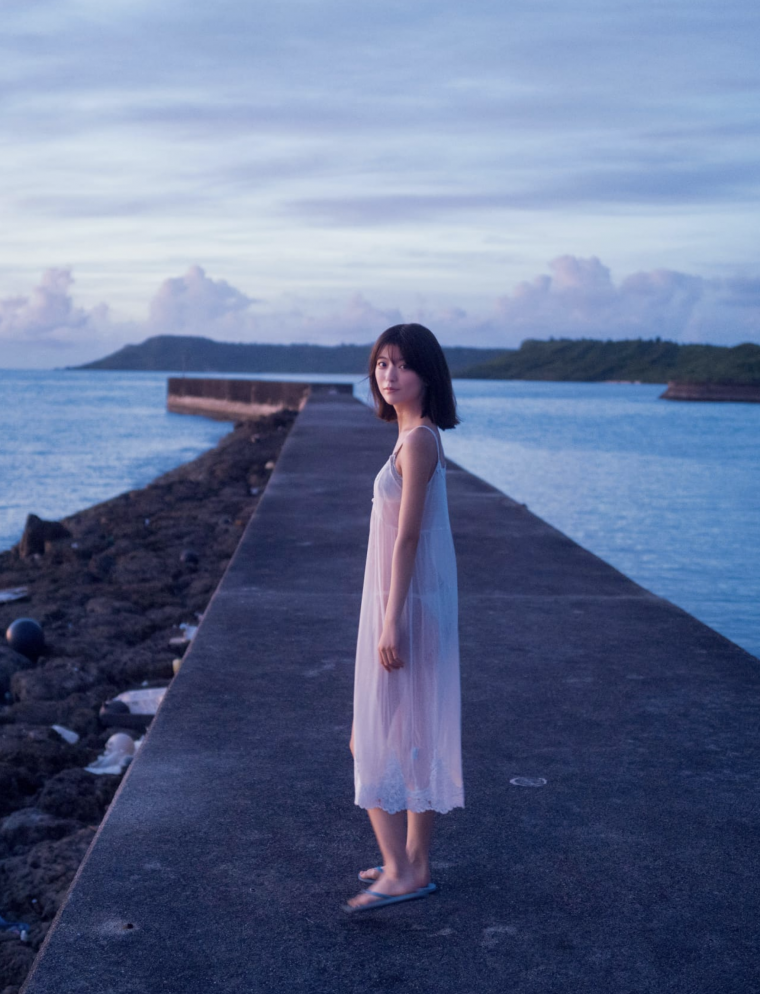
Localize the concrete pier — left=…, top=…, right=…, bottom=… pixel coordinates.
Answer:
left=21, top=390, right=760, bottom=994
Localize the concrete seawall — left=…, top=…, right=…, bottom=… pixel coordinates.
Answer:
left=20, top=390, right=760, bottom=994
left=166, top=376, right=353, bottom=420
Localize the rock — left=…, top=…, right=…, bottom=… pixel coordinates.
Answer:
left=35, top=768, right=119, bottom=822
left=0, top=763, right=40, bottom=818
left=0, top=808, right=83, bottom=850
left=5, top=692, right=116, bottom=739
left=84, top=597, right=137, bottom=616
left=110, top=550, right=163, bottom=585
left=18, top=516, right=71, bottom=559
left=0, top=825, right=96, bottom=920
left=41, top=538, right=78, bottom=565
left=0, top=649, right=35, bottom=697
left=87, top=551, right=116, bottom=580
left=145, top=605, right=182, bottom=627
left=0, top=725, right=87, bottom=779
left=101, top=646, right=174, bottom=685
left=0, top=932, right=37, bottom=988
left=10, top=660, right=101, bottom=703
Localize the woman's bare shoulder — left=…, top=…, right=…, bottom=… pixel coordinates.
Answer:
left=395, top=425, right=438, bottom=479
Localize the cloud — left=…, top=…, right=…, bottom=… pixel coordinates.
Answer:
left=0, top=268, right=112, bottom=347
left=148, top=265, right=258, bottom=335
left=139, top=257, right=760, bottom=348
left=2, top=257, right=759, bottom=370
left=484, top=256, right=759, bottom=345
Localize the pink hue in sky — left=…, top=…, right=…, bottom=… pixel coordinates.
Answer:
left=1, top=259, right=758, bottom=368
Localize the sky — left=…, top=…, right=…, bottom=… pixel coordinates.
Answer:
left=1, top=0, right=759, bottom=368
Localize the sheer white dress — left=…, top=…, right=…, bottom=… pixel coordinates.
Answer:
left=352, top=424, right=464, bottom=814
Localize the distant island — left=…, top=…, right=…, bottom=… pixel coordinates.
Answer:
left=456, top=337, right=760, bottom=385
left=71, top=334, right=760, bottom=397
left=70, top=335, right=506, bottom=377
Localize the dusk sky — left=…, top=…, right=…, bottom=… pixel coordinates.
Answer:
left=1, top=0, right=759, bottom=367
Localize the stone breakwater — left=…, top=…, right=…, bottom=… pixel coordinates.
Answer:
left=0, top=408, right=298, bottom=993
left=660, top=381, right=760, bottom=402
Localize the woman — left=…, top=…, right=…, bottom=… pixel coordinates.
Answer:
left=343, top=322, right=464, bottom=914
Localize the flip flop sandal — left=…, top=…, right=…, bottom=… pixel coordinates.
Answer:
left=358, top=868, right=438, bottom=894
left=342, top=885, right=435, bottom=914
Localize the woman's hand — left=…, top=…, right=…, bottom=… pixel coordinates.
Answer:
left=349, top=720, right=355, bottom=758
left=378, top=619, right=405, bottom=672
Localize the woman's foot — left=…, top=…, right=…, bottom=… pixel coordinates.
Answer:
left=346, top=869, right=428, bottom=910
left=358, top=861, right=431, bottom=887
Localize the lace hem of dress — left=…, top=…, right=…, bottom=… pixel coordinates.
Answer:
left=355, top=761, right=464, bottom=815
left=354, top=782, right=464, bottom=815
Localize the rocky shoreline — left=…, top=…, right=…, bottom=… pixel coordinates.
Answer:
left=0, top=408, right=298, bottom=994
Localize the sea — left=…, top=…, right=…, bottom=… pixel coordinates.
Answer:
left=1, top=368, right=758, bottom=660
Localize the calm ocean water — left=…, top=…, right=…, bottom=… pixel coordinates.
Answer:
left=2, top=369, right=758, bottom=660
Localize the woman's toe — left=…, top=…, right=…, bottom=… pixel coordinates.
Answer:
left=359, top=865, right=382, bottom=881
left=348, top=890, right=372, bottom=908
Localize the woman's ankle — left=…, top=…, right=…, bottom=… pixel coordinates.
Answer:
left=405, top=849, right=430, bottom=872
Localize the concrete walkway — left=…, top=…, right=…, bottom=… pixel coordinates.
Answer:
left=22, top=391, right=760, bottom=994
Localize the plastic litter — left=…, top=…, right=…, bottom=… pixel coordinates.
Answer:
left=111, top=687, right=166, bottom=714
left=99, top=686, right=168, bottom=730
left=169, top=623, right=198, bottom=648
left=51, top=724, right=80, bottom=744
left=0, top=586, right=29, bottom=604
left=0, top=912, right=31, bottom=939
left=86, top=731, right=144, bottom=775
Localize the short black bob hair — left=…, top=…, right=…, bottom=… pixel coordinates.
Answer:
left=364, top=323, right=461, bottom=429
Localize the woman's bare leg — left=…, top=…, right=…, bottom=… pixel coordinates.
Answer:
left=346, top=808, right=422, bottom=909
left=358, top=809, right=435, bottom=887
left=407, top=810, right=435, bottom=883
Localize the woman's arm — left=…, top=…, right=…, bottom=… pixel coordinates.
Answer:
left=378, top=428, right=438, bottom=671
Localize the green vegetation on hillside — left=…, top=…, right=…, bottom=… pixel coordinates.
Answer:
left=457, top=338, right=760, bottom=384
left=71, top=335, right=507, bottom=377
left=71, top=333, right=760, bottom=384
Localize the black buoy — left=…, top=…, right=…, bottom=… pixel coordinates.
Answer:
left=6, top=618, right=45, bottom=662
left=180, top=549, right=199, bottom=565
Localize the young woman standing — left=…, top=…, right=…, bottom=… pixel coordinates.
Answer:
left=343, top=323, right=464, bottom=914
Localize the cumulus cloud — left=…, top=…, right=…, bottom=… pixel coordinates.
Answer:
left=483, top=256, right=759, bottom=345
left=145, top=274, right=404, bottom=345
left=2, top=257, right=759, bottom=370
left=0, top=268, right=111, bottom=348
left=147, top=265, right=258, bottom=336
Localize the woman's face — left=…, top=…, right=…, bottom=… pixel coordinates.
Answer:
left=375, top=344, right=424, bottom=408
